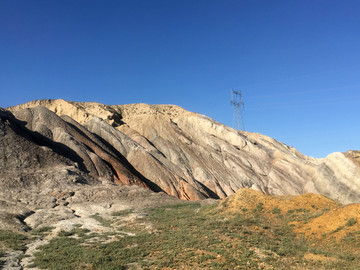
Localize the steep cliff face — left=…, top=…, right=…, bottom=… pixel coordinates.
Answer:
left=6, top=99, right=360, bottom=204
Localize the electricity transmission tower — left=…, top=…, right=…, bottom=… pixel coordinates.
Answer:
left=230, top=89, right=245, bottom=130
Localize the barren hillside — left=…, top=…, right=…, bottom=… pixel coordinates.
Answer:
left=6, top=99, right=360, bottom=204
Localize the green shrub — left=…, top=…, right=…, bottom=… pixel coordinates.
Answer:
left=255, top=202, right=264, bottom=212
left=333, top=226, right=344, bottom=233
left=272, top=207, right=281, bottom=214
left=346, top=218, right=357, bottom=227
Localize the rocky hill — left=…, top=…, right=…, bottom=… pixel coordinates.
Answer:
left=3, top=99, right=360, bottom=205
left=1, top=99, right=360, bottom=269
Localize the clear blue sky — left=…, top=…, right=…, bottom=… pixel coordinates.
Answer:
left=1, top=0, right=359, bottom=158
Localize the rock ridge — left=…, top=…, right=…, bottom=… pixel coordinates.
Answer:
left=4, top=99, right=360, bottom=204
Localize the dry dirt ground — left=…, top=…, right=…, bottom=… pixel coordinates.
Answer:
left=219, top=188, right=360, bottom=263
left=220, top=188, right=360, bottom=241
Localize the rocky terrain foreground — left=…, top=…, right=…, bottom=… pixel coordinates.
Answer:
left=0, top=99, right=360, bottom=269
left=1, top=188, right=360, bottom=269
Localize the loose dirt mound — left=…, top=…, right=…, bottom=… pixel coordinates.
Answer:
left=220, top=189, right=360, bottom=242
left=220, top=188, right=339, bottom=215
left=293, top=203, right=360, bottom=240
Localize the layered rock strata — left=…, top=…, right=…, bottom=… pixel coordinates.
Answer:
left=4, top=99, right=360, bottom=204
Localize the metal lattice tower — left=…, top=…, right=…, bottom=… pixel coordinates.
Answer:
left=230, top=89, right=245, bottom=130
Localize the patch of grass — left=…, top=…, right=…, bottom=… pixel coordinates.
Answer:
left=339, top=253, right=356, bottom=261
left=285, top=208, right=330, bottom=224
left=0, top=230, right=28, bottom=251
left=221, top=198, right=228, bottom=207
left=346, top=218, right=357, bottom=227
left=30, top=230, right=155, bottom=269
left=296, top=208, right=310, bottom=213
left=57, top=230, right=75, bottom=237
left=343, top=233, right=357, bottom=244
left=57, top=228, right=91, bottom=238
left=255, top=202, right=264, bottom=212
left=111, top=209, right=134, bottom=217
left=30, top=226, right=54, bottom=235
left=90, top=213, right=112, bottom=227
left=272, top=207, right=281, bottom=214
left=333, top=226, right=344, bottom=233
left=72, top=227, right=91, bottom=238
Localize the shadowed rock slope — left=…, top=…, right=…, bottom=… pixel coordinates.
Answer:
left=5, top=99, right=360, bottom=204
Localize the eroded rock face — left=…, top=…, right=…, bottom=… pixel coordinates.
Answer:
left=5, top=99, right=360, bottom=204
left=9, top=106, right=151, bottom=190
left=0, top=108, right=84, bottom=189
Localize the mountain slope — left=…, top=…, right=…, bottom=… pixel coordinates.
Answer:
left=6, top=99, right=360, bottom=204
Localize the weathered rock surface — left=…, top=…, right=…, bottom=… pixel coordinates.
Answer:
left=4, top=99, right=360, bottom=205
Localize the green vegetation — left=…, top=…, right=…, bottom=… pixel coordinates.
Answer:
left=333, top=226, right=345, bottom=233
left=271, top=207, right=281, bottom=214
left=90, top=213, right=112, bottom=227
left=57, top=227, right=91, bottom=238
left=285, top=208, right=330, bottom=224
left=26, top=202, right=360, bottom=269
left=30, top=226, right=54, bottom=236
left=0, top=230, right=28, bottom=251
left=255, top=202, right=263, bottom=212
left=346, top=218, right=357, bottom=227
left=111, top=209, right=134, bottom=217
